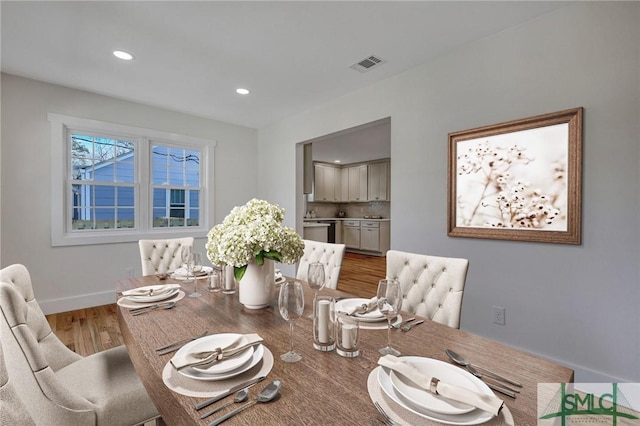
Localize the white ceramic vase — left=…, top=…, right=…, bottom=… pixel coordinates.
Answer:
left=238, top=259, right=275, bottom=309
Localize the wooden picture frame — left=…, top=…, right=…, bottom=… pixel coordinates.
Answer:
left=447, top=107, right=583, bottom=244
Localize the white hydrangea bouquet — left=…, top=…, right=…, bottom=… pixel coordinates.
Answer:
left=206, top=199, right=304, bottom=281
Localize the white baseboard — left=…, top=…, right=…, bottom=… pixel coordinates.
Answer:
left=39, top=291, right=116, bottom=315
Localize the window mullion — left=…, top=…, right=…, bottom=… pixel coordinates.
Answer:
left=138, top=137, right=150, bottom=231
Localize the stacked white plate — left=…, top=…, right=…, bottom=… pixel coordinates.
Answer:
left=171, top=266, right=214, bottom=280
left=377, top=356, right=495, bottom=425
left=174, top=333, right=265, bottom=381
left=120, top=284, right=181, bottom=303
left=335, top=298, right=386, bottom=322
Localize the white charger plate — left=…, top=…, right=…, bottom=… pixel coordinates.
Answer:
left=122, top=285, right=181, bottom=303
left=174, top=334, right=254, bottom=375
left=117, top=290, right=185, bottom=309
left=335, top=298, right=385, bottom=322
left=389, top=357, right=477, bottom=415
left=172, top=266, right=213, bottom=280
left=178, top=344, right=264, bottom=382
left=377, top=360, right=494, bottom=425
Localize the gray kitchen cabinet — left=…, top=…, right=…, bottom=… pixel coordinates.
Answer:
left=367, top=161, right=389, bottom=201
left=343, top=220, right=361, bottom=249
left=347, top=165, right=368, bottom=202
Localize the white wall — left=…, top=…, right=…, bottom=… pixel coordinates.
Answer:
left=258, top=3, right=640, bottom=382
left=0, top=74, right=259, bottom=313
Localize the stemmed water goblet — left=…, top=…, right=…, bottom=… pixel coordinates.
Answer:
left=189, top=252, right=203, bottom=298
left=278, top=281, right=305, bottom=363
left=181, top=246, right=194, bottom=283
left=376, top=278, right=402, bottom=356
left=307, top=262, right=325, bottom=318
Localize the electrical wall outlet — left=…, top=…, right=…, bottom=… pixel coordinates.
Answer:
left=125, top=267, right=134, bottom=278
left=492, top=306, right=505, bottom=325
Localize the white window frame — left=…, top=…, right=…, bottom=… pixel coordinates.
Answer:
left=49, top=113, right=215, bottom=246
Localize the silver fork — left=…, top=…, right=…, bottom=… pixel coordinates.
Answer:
left=392, top=317, right=415, bottom=329
left=402, top=319, right=424, bottom=332
left=131, top=301, right=177, bottom=316
left=374, top=402, right=398, bottom=426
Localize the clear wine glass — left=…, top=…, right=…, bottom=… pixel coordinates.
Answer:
left=278, top=281, right=305, bottom=363
left=181, top=246, right=194, bottom=284
left=376, top=278, right=402, bottom=356
left=189, top=252, right=203, bottom=298
left=307, top=262, right=325, bottom=318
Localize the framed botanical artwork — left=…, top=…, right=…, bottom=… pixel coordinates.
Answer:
left=447, top=107, right=583, bottom=244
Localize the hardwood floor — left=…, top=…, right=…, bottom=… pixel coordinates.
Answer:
left=45, top=252, right=386, bottom=356
left=336, top=252, right=386, bottom=298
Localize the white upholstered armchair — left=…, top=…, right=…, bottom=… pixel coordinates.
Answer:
left=138, top=237, right=194, bottom=276
left=1, top=339, right=34, bottom=425
left=386, top=250, right=469, bottom=329
left=296, top=240, right=346, bottom=290
left=0, top=264, right=160, bottom=425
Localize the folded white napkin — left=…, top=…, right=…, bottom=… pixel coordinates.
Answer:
left=173, top=266, right=211, bottom=277
left=378, top=355, right=504, bottom=416
left=347, top=297, right=379, bottom=315
left=170, top=333, right=263, bottom=370
left=121, top=284, right=180, bottom=297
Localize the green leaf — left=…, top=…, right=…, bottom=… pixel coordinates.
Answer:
left=234, top=265, right=247, bottom=281
left=263, top=251, right=282, bottom=262
left=255, top=251, right=264, bottom=266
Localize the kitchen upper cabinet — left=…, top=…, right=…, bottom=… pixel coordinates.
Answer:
left=367, top=161, right=389, bottom=201
left=340, top=168, right=349, bottom=202
left=347, top=165, right=368, bottom=202
left=313, top=163, right=340, bottom=202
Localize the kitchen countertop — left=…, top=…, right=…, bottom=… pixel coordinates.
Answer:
left=302, top=222, right=331, bottom=227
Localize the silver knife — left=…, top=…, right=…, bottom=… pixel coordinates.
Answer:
left=194, top=376, right=266, bottom=410
left=156, top=331, right=208, bottom=355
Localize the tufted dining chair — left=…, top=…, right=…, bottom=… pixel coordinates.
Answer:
left=138, top=237, right=194, bottom=276
left=0, top=264, right=160, bottom=425
left=296, top=240, right=346, bottom=290
left=386, top=250, right=469, bottom=329
left=0, top=338, right=35, bottom=426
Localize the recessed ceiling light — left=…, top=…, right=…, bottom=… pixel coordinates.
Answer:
left=334, top=160, right=341, bottom=163
left=236, top=88, right=250, bottom=95
left=113, top=50, right=134, bottom=61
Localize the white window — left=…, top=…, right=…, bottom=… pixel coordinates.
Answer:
left=49, top=114, right=214, bottom=246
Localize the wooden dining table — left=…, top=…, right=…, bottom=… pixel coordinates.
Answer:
left=116, top=276, right=573, bottom=426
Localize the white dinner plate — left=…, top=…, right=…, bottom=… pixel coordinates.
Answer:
left=389, top=357, right=477, bottom=415
left=377, top=362, right=494, bottom=425
left=178, top=344, right=264, bottom=382
left=335, top=298, right=385, bottom=322
left=172, top=266, right=213, bottom=280
left=117, top=290, right=185, bottom=309
left=175, top=334, right=255, bottom=375
left=123, top=285, right=181, bottom=303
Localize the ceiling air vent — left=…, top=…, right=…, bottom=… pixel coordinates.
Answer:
left=350, top=55, right=386, bottom=73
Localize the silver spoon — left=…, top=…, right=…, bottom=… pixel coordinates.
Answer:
left=445, top=349, right=523, bottom=387
left=200, top=388, right=249, bottom=419
left=466, top=365, right=518, bottom=398
left=208, top=380, right=281, bottom=426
